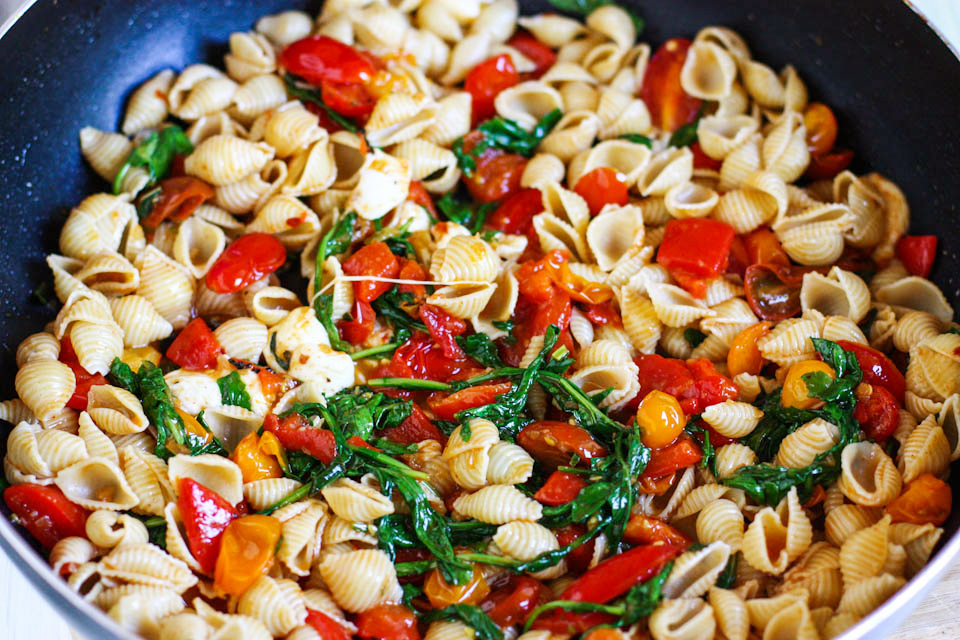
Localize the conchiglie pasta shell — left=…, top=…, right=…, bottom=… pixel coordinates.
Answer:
left=87, top=384, right=149, bottom=435
left=55, top=456, right=140, bottom=511
left=15, top=360, right=75, bottom=424
left=696, top=500, right=744, bottom=552
left=243, top=478, right=303, bottom=512
left=319, top=549, right=403, bottom=613
left=185, top=134, right=274, bottom=186
left=681, top=40, right=737, bottom=100
left=321, top=477, right=395, bottom=523
left=836, top=573, right=905, bottom=617
left=649, top=598, right=716, bottom=640
left=775, top=418, right=840, bottom=469
left=134, top=247, right=195, bottom=330
left=452, top=484, right=542, bottom=524
left=839, top=514, right=890, bottom=586
left=122, top=69, right=174, bottom=135
left=876, top=277, right=954, bottom=324
left=214, top=317, right=268, bottom=362
left=898, top=415, right=951, bottom=483
left=840, top=442, right=902, bottom=507
left=637, top=147, right=694, bottom=197
left=236, top=575, right=307, bottom=636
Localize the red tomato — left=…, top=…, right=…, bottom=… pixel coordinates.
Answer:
left=627, top=355, right=736, bottom=415
left=356, top=604, right=420, bottom=640
left=389, top=332, right=483, bottom=383
left=895, top=235, right=938, bottom=278
left=804, top=149, right=854, bottom=180
left=341, top=242, right=400, bottom=303
left=177, top=477, right=238, bottom=574
left=623, top=514, right=692, bottom=546
left=58, top=337, right=107, bottom=411
left=166, top=318, right=222, bottom=371
left=206, top=233, right=287, bottom=294
left=641, top=436, right=703, bottom=479
left=396, top=257, right=428, bottom=306
left=427, top=383, right=512, bottom=421
left=507, top=31, right=557, bottom=79
left=885, top=473, right=952, bottom=526
left=320, top=79, right=375, bottom=119
left=306, top=610, right=351, bottom=640
left=517, top=421, right=608, bottom=468
left=380, top=403, right=445, bottom=445
left=338, top=299, right=376, bottom=344
left=486, top=188, right=543, bottom=235
left=854, top=384, right=899, bottom=442
left=670, top=269, right=711, bottom=299
left=686, top=358, right=740, bottom=412
left=573, top=167, right=629, bottom=216
left=534, top=471, right=588, bottom=506
left=465, top=54, right=519, bottom=124
left=407, top=180, right=438, bottom=218
left=419, top=304, right=468, bottom=360
left=743, top=263, right=813, bottom=322
left=640, top=38, right=701, bottom=132
left=464, top=148, right=528, bottom=203
left=3, top=485, right=88, bottom=550
left=629, top=353, right=694, bottom=407
left=836, top=340, right=906, bottom=402
left=279, top=35, right=376, bottom=85
left=582, top=301, right=622, bottom=327
left=690, top=141, right=722, bottom=170
left=555, top=525, right=596, bottom=574
left=657, top=218, right=735, bottom=280
left=262, top=413, right=337, bottom=463
left=726, top=235, right=750, bottom=278
left=141, top=176, right=214, bottom=231
left=483, top=576, right=551, bottom=627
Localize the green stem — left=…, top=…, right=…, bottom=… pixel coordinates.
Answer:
left=454, top=367, right=525, bottom=388
left=366, top=377, right=452, bottom=391
left=351, top=343, right=399, bottom=361
left=258, top=480, right=314, bottom=516
left=140, top=516, right=166, bottom=528
left=350, top=445, right=430, bottom=481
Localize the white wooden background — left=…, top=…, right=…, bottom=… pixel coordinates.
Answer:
left=0, top=0, right=958, bottom=638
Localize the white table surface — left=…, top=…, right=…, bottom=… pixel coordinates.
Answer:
left=1, top=0, right=959, bottom=638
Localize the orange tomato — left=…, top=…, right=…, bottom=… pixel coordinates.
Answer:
left=636, top=390, right=687, bottom=449
left=423, top=566, right=490, bottom=608
left=742, top=228, right=790, bottom=267
left=213, top=515, right=282, bottom=596
left=885, top=473, right=952, bottom=526
left=230, top=432, right=283, bottom=483
left=584, top=630, right=623, bottom=640
left=727, top=321, right=772, bottom=377
left=623, top=513, right=692, bottom=546
left=803, top=102, right=838, bottom=156
left=781, top=360, right=835, bottom=409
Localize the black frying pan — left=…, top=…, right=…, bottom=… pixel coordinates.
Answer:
left=1, top=1, right=959, bottom=638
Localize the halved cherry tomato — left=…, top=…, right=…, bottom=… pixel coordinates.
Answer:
left=743, top=227, right=790, bottom=267
left=744, top=263, right=813, bottom=322
left=427, top=383, right=512, bottom=421
left=206, top=233, right=287, bottom=293
left=483, top=576, right=551, bottom=627
left=885, top=473, right=952, bottom=526
left=463, top=144, right=528, bottom=203
left=641, top=435, right=703, bottom=479
left=465, top=54, right=519, bottom=124
left=803, top=103, right=839, bottom=156
left=380, top=403, right=445, bottom=445
left=262, top=413, right=337, bottom=463
left=59, top=337, right=107, bottom=411
left=396, top=257, right=429, bottom=306
left=517, top=421, right=608, bottom=469
left=896, top=235, right=938, bottom=279
left=3, top=484, right=88, bottom=550
left=517, top=250, right=612, bottom=305
left=836, top=340, right=906, bottom=402
left=320, top=79, right=376, bottom=119
left=507, top=30, right=557, bottom=79
left=573, top=167, right=629, bottom=216
left=782, top=360, right=835, bottom=409
left=177, top=477, right=238, bottom=574
left=636, top=390, right=687, bottom=449
left=534, top=471, right=588, bottom=506
left=690, top=141, right=722, bottom=170
left=486, top=188, right=543, bottom=235
left=407, top=180, right=438, bottom=218
left=420, top=304, right=468, bottom=360
left=388, top=332, right=483, bottom=383
left=342, top=241, right=400, bottom=303
left=306, top=610, right=351, bottom=640
left=166, top=317, right=222, bottom=370
left=424, top=566, right=490, bottom=608
left=629, top=355, right=738, bottom=415
left=623, top=513, right=692, bottom=546
left=657, top=218, right=735, bottom=280
left=555, top=524, right=596, bottom=574
left=854, top=383, right=899, bottom=442
left=356, top=604, right=421, bottom=640
left=213, top=514, right=282, bottom=596
left=231, top=432, right=283, bottom=483
left=279, top=35, right=376, bottom=85
left=727, top=321, right=772, bottom=377
left=338, top=299, right=376, bottom=344
left=804, top=149, right=854, bottom=181
left=641, top=38, right=701, bottom=132
left=141, top=176, right=213, bottom=230
left=582, top=301, right=622, bottom=327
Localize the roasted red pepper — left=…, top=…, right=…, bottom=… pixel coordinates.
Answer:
left=641, top=435, right=704, bottom=479
left=427, top=383, right=512, bottom=421
left=177, top=477, right=238, bottom=574
left=338, top=299, right=376, bottom=344
left=341, top=241, right=400, bottom=303
left=657, top=219, right=735, bottom=294
left=379, top=403, right=444, bottom=445
left=205, top=233, right=287, bottom=294
left=59, top=337, right=108, bottom=410
left=166, top=317, right=222, bottom=371
left=262, top=413, right=337, bottom=463
left=3, top=484, right=88, bottom=550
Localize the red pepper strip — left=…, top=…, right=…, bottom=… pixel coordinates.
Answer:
left=3, top=484, right=88, bottom=550
left=262, top=413, right=337, bottom=463
left=657, top=218, right=735, bottom=281
left=177, top=477, right=238, bottom=574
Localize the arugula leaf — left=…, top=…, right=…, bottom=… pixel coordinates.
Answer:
left=189, top=411, right=228, bottom=456
left=281, top=386, right=412, bottom=442
left=716, top=553, right=738, bottom=589
left=546, top=0, right=645, bottom=34
left=113, top=125, right=193, bottom=195
left=283, top=74, right=359, bottom=133
left=401, top=583, right=424, bottom=610
left=538, top=370, right=622, bottom=441
left=619, top=133, right=653, bottom=148
left=268, top=333, right=291, bottom=371
left=136, top=185, right=163, bottom=221
left=217, top=371, right=252, bottom=410
left=492, top=320, right=517, bottom=344
left=684, top=421, right=717, bottom=477
left=454, top=109, right=563, bottom=176
left=108, top=358, right=139, bottom=395
left=455, top=333, right=504, bottom=368
left=436, top=192, right=499, bottom=234
left=372, top=286, right=426, bottom=344
left=620, top=560, right=673, bottom=624
left=318, top=211, right=357, bottom=264
left=136, top=361, right=187, bottom=459
left=422, top=605, right=503, bottom=640
left=377, top=513, right=421, bottom=560
left=313, top=292, right=351, bottom=353
left=135, top=516, right=167, bottom=549
left=683, top=328, right=708, bottom=348
left=312, top=211, right=358, bottom=353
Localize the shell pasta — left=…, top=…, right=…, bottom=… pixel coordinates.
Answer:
left=3, top=2, right=957, bottom=640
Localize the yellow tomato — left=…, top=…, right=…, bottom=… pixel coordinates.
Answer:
left=781, top=360, right=835, bottom=409
left=727, top=322, right=771, bottom=377
left=230, top=432, right=283, bottom=483
left=214, top=515, right=281, bottom=596
left=423, top=567, right=490, bottom=608
left=636, top=390, right=687, bottom=449
left=120, top=346, right=161, bottom=371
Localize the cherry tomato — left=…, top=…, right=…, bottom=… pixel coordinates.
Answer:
left=506, top=31, right=557, bottom=79
left=727, top=321, right=772, bottom=377
left=584, top=630, right=624, bottom=640
left=396, top=257, right=429, bottom=307
left=342, top=241, right=400, bottom=303
left=640, top=38, right=701, bottom=132
left=262, top=413, right=337, bottom=463
left=803, top=102, right=839, bottom=156
left=407, top=180, right=438, bottom=218
left=623, top=514, right=692, bottom=547
left=464, top=148, right=528, bottom=203
left=686, top=359, right=739, bottom=410
left=854, top=384, right=900, bottom=442
left=690, top=141, right=722, bottom=170
left=320, top=79, right=376, bottom=119
left=141, top=176, right=214, bottom=231
left=636, top=390, right=687, bottom=449
left=465, top=54, right=519, bottom=124
left=641, top=435, right=703, bottom=479
left=836, top=340, right=906, bottom=402
left=305, top=610, right=351, bottom=640
left=279, top=35, right=376, bottom=85
left=486, top=188, right=543, bottom=235
left=743, top=227, right=790, bottom=267
left=534, top=471, right=588, bottom=506
left=483, top=576, right=551, bottom=627
left=338, top=299, right=376, bottom=344
left=380, top=403, right=445, bottom=445
left=657, top=218, right=735, bottom=280
left=804, top=148, right=854, bottom=180
left=419, top=304, right=468, bottom=360
left=427, top=383, right=513, bottom=421
left=58, top=337, right=107, bottom=411
left=206, top=233, right=287, bottom=294
left=166, top=318, right=222, bottom=371
left=885, top=473, right=952, bottom=526
left=628, top=355, right=737, bottom=415
left=896, top=235, right=938, bottom=278
left=230, top=432, right=283, bottom=483
left=213, top=515, right=281, bottom=596
left=389, top=332, right=483, bottom=383
left=3, top=485, right=88, bottom=550
left=743, top=263, right=813, bottom=322
left=573, top=167, right=629, bottom=216
left=517, top=421, right=608, bottom=468
left=555, top=525, right=596, bottom=574
left=177, top=477, right=238, bottom=574
left=726, top=235, right=750, bottom=278
left=582, top=301, right=622, bottom=327
left=356, top=604, right=421, bottom=640
left=424, top=566, right=490, bottom=608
